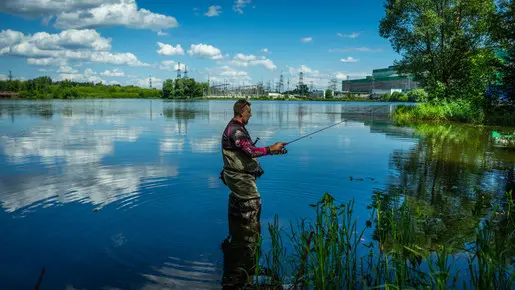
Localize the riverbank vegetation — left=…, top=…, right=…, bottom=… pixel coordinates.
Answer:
left=0, top=77, right=162, bottom=99
left=380, top=0, right=515, bottom=125
left=243, top=191, right=515, bottom=289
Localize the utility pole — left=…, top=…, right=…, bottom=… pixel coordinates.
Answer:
left=183, top=65, right=188, bottom=78
left=176, top=62, right=182, bottom=79
left=149, top=74, right=152, bottom=88
left=207, top=74, right=210, bottom=96
left=278, top=70, right=284, bottom=93
left=8, top=70, right=13, bottom=82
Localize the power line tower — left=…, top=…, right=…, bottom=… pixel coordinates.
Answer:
left=299, top=71, right=304, bottom=87
left=287, top=77, right=290, bottom=91
left=267, top=80, right=271, bottom=92
left=149, top=75, right=152, bottom=88
left=278, top=70, right=284, bottom=93
left=176, top=62, right=182, bottom=79
left=207, top=74, right=210, bottom=96
left=329, top=78, right=337, bottom=91
left=183, top=65, right=188, bottom=78
left=8, top=70, right=13, bottom=81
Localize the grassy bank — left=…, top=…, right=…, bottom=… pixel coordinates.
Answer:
left=393, top=99, right=515, bottom=126
left=244, top=191, right=515, bottom=289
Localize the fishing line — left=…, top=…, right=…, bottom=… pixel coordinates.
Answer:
left=286, top=119, right=347, bottom=145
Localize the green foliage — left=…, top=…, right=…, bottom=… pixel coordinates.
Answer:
left=394, top=99, right=487, bottom=124
left=407, top=89, right=428, bottom=102
left=325, top=89, right=333, bottom=99
left=379, top=0, right=499, bottom=100
left=0, top=76, right=162, bottom=99
left=162, top=78, right=208, bottom=99
left=493, top=0, right=515, bottom=101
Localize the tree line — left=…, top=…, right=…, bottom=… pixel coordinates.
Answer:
left=0, top=76, right=211, bottom=99
left=0, top=77, right=162, bottom=99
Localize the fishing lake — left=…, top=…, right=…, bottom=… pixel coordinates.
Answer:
left=0, top=99, right=513, bottom=289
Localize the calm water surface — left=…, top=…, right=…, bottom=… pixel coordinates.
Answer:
left=0, top=99, right=513, bottom=289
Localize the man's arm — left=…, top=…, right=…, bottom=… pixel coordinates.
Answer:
left=234, top=132, right=270, bottom=157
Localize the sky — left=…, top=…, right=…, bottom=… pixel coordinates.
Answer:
left=0, top=0, right=400, bottom=90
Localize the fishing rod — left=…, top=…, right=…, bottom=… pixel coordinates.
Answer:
left=286, top=119, right=346, bottom=145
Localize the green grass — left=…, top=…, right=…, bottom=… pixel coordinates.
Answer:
left=393, top=99, right=486, bottom=124
left=248, top=191, right=515, bottom=289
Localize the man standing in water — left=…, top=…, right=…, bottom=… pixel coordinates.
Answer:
left=220, top=99, right=287, bottom=288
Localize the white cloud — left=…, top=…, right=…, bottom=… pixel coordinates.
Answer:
left=340, top=57, right=359, bottom=63
left=288, top=65, right=317, bottom=75
left=0, top=0, right=104, bottom=17
left=157, top=42, right=185, bottom=56
left=27, top=57, right=67, bottom=66
left=157, top=31, right=168, bottom=36
left=335, top=72, right=348, bottom=80
left=1, top=29, right=111, bottom=52
left=33, top=29, right=111, bottom=51
left=0, top=74, right=7, bottom=81
left=158, top=60, right=186, bottom=71
left=187, top=43, right=223, bottom=60
left=53, top=0, right=179, bottom=31
left=90, top=52, right=148, bottom=66
left=38, top=68, right=51, bottom=72
left=229, top=53, right=276, bottom=70
left=233, top=0, right=251, bottom=14
left=2, top=29, right=148, bottom=67
left=337, top=32, right=361, bottom=38
left=329, top=47, right=383, bottom=53
left=57, top=66, right=78, bottom=74
left=0, top=0, right=179, bottom=31
left=261, top=48, right=271, bottom=54
left=100, top=68, right=124, bottom=77
left=57, top=68, right=105, bottom=83
left=301, top=37, right=312, bottom=43
left=205, top=5, right=221, bottom=17
left=220, top=69, right=248, bottom=77
left=207, top=66, right=251, bottom=83
left=0, top=29, right=24, bottom=49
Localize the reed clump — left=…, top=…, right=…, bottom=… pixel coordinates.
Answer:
left=249, top=191, right=515, bottom=289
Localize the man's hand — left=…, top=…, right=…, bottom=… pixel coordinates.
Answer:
left=269, top=142, right=288, bottom=155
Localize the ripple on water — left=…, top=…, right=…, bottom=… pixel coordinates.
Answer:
left=140, top=256, right=221, bottom=289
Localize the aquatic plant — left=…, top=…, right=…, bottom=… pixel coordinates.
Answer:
left=248, top=191, right=515, bottom=289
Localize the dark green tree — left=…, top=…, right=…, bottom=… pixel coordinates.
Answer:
left=379, top=0, right=499, bottom=100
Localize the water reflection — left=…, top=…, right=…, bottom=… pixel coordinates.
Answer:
left=1, top=100, right=514, bottom=289
left=376, top=123, right=515, bottom=248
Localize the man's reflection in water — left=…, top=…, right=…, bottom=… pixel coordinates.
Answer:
left=221, top=196, right=262, bottom=289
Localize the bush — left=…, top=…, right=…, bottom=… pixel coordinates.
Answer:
left=407, top=89, right=427, bottom=102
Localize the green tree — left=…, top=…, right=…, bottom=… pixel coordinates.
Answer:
left=379, top=0, right=498, bottom=100
left=162, top=79, right=175, bottom=98
left=325, top=89, right=333, bottom=98
left=494, top=0, right=515, bottom=101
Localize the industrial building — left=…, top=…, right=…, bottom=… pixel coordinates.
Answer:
left=342, top=66, right=421, bottom=95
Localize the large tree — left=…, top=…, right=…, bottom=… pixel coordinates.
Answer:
left=495, top=0, right=515, bottom=100
left=379, top=0, right=498, bottom=100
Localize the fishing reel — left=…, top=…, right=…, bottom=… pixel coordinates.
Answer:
left=271, top=147, right=288, bottom=155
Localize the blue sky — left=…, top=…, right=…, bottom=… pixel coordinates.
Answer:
left=0, top=0, right=400, bottom=89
